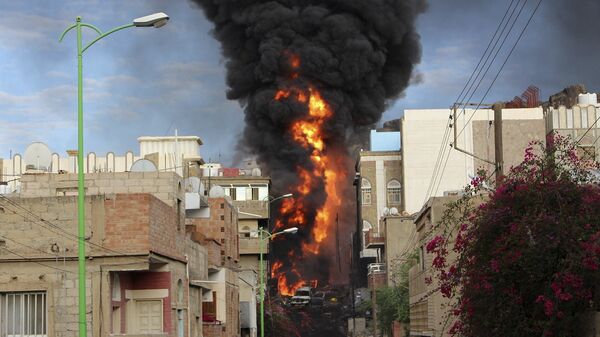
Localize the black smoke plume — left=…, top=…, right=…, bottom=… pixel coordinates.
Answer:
left=192, top=0, right=426, bottom=287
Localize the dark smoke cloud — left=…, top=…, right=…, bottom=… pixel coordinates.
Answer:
left=192, top=0, right=426, bottom=285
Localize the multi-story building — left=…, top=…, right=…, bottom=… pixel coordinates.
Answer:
left=186, top=197, right=241, bottom=337
left=198, top=160, right=271, bottom=337
left=0, top=171, right=210, bottom=337
left=355, top=129, right=403, bottom=286
left=401, top=107, right=546, bottom=214
left=0, top=135, right=204, bottom=194
left=545, top=93, right=600, bottom=161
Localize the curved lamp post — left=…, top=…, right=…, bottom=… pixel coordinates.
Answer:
left=59, top=13, right=169, bottom=337
left=259, top=226, right=298, bottom=337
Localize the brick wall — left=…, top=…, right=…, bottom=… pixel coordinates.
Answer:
left=187, top=198, right=239, bottom=267
left=104, top=194, right=152, bottom=253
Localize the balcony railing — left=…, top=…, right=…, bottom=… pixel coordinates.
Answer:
left=366, top=231, right=385, bottom=248
left=367, top=263, right=386, bottom=275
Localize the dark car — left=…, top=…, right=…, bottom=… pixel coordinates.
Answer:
left=311, top=291, right=325, bottom=306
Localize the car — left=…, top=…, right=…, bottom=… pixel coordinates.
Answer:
left=290, top=287, right=312, bottom=307
left=311, top=291, right=325, bottom=306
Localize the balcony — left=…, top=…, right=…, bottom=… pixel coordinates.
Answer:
left=239, top=234, right=269, bottom=255
left=368, top=263, right=387, bottom=289
left=233, top=200, right=269, bottom=219
left=366, top=231, right=385, bottom=249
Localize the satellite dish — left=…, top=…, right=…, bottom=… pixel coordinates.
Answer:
left=382, top=207, right=390, bottom=216
left=252, top=168, right=262, bottom=176
left=209, top=185, right=225, bottom=198
left=390, top=207, right=399, bottom=216
left=130, top=159, right=157, bottom=172
left=185, top=177, right=201, bottom=193
left=24, top=142, right=52, bottom=171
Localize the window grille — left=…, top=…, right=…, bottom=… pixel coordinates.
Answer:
left=387, top=180, right=402, bottom=205
left=0, top=292, right=47, bottom=337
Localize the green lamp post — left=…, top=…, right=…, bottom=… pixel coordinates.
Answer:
left=59, top=12, right=169, bottom=337
left=259, top=226, right=298, bottom=337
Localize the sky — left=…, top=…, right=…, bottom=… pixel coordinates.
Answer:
left=1, top=0, right=599, bottom=165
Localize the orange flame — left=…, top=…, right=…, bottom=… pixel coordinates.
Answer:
left=271, top=54, right=348, bottom=295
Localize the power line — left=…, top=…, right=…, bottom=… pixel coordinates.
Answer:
left=456, top=0, right=543, bottom=141
left=454, top=0, right=520, bottom=110
left=0, top=195, right=150, bottom=262
left=425, top=0, right=525, bottom=207
left=0, top=244, right=74, bottom=274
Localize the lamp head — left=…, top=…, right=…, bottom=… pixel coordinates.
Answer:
left=133, top=12, right=169, bottom=28
left=283, top=227, right=299, bottom=234
left=283, top=193, right=293, bottom=198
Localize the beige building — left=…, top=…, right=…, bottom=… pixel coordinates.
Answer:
left=199, top=161, right=271, bottom=337
left=0, top=172, right=210, bottom=337
left=401, top=107, right=546, bottom=214
left=545, top=93, right=600, bottom=161
left=358, top=148, right=403, bottom=264
left=0, top=135, right=204, bottom=195
left=408, top=196, right=460, bottom=337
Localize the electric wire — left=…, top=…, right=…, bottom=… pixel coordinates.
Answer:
left=455, top=0, right=543, bottom=141
left=0, top=195, right=150, bottom=263
left=0, top=243, right=75, bottom=274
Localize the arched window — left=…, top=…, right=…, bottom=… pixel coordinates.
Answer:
left=361, top=178, right=372, bottom=205
left=387, top=179, right=402, bottom=205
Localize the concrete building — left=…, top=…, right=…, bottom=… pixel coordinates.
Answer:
left=0, top=172, right=210, bottom=337
left=545, top=93, right=600, bottom=161
left=408, top=196, right=460, bottom=337
left=356, top=129, right=403, bottom=284
left=198, top=160, right=271, bottom=337
left=401, top=107, right=546, bottom=214
left=0, top=136, right=204, bottom=195
left=186, top=198, right=241, bottom=337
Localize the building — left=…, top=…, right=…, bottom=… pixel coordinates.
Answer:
left=186, top=197, right=241, bottom=337
left=0, top=135, right=204, bottom=195
left=545, top=93, right=600, bottom=161
left=0, top=171, right=210, bottom=337
left=408, top=196, right=459, bottom=337
left=198, top=160, right=271, bottom=337
left=355, top=129, right=403, bottom=286
left=401, top=107, right=546, bottom=214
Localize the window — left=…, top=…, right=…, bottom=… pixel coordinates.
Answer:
left=135, top=300, right=163, bottom=333
left=361, top=179, right=372, bottom=205
left=387, top=180, right=402, bottom=205
left=228, top=188, right=237, bottom=201
left=252, top=188, right=259, bottom=200
left=0, top=292, right=47, bottom=337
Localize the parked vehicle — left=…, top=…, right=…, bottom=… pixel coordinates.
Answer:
left=290, top=287, right=312, bottom=307
left=311, top=291, right=325, bottom=306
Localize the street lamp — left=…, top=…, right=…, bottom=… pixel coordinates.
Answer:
left=259, top=226, right=298, bottom=337
left=59, top=13, right=169, bottom=337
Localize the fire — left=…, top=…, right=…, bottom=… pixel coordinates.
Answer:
left=271, top=57, right=347, bottom=295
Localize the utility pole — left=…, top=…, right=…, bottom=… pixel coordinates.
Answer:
left=493, top=102, right=505, bottom=184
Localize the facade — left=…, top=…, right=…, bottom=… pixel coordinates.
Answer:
left=186, top=198, right=241, bottom=337
left=0, top=136, right=204, bottom=195
left=545, top=93, right=600, bottom=161
left=198, top=160, right=270, bottom=337
left=357, top=130, right=403, bottom=264
left=408, top=196, right=460, bottom=337
left=401, top=107, right=546, bottom=214
left=0, top=172, right=209, bottom=337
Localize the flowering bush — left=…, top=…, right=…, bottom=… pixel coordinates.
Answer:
left=429, top=134, right=600, bottom=336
